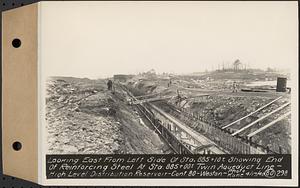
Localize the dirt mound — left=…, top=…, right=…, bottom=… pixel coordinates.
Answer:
left=46, top=77, right=168, bottom=154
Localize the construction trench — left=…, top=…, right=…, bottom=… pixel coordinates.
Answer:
left=46, top=74, right=291, bottom=155
left=117, top=83, right=290, bottom=155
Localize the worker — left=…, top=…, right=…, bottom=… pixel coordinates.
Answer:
left=177, top=89, right=181, bottom=98
left=107, top=79, right=113, bottom=90
left=174, top=89, right=180, bottom=105
left=232, top=81, right=238, bottom=93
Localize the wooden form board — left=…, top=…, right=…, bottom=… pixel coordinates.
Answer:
left=2, top=3, right=38, bottom=183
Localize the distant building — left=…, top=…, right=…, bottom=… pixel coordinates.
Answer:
left=113, top=74, right=134, bottom=82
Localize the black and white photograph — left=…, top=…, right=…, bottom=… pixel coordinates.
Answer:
left=1, top=1, right=297, bottom=186
left=42, top=1, right=295, bottom=156
left=46, top=66, right=292, bottom=155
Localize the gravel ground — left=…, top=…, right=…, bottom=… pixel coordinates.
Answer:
left=46, top=77, right=168, bottom=154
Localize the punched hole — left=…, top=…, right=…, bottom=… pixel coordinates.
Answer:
left=12, top=38, right=21, bottom=48
left=12, top=141, right=22, bottom=151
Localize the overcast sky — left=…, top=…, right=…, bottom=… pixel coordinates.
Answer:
left=40, top=1, right=298, bottom=78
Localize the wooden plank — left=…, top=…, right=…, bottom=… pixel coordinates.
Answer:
left=133, top=95, right=173, bottom=104
left=194, top=144, right=214, bottom=153
left=222, top=96, right=283, bottom=129
left=135, top=89, right=169, bottom=99
left=134, top=93, right=209, bottom=105
left=232, top=102, right=290, bottom=136
left=247, top=112, right=291, bottom=137
left=187, top=94, right=209, bottom=98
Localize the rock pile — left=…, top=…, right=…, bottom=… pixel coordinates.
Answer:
left=46, top=77, right=122, bottom=154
